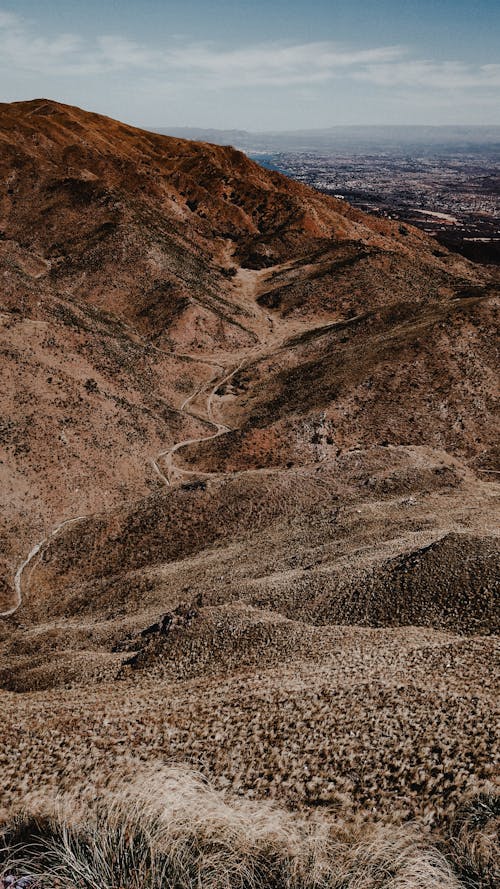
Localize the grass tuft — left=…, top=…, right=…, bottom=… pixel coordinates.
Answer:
left=445, top=789, right=500, bottom=889
left=1, top=767, right=495, bottom=889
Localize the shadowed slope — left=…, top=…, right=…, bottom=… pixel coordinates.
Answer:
left=0, top=98, right=488, bottom=348
left=0, top=100, right=498, bottom=837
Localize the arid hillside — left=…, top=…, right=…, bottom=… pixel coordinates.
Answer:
left=0, top=100, right=498, bottom=847
left=1, top=97, right=492, bottom=347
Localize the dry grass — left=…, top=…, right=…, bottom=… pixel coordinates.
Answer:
left=2, top=766, right=489, bottom=889
left=445, top=789, right=500, bottom=889
left=1, top=98, right=498, bottom=889
left=0, top=625, right=496, bottom=825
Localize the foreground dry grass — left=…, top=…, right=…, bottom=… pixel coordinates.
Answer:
left=1, top=462, right=497, bottom=829
left=1, top=100, right=498, bottom=885
left=1, top=627, right=497, bottom=827
left=1, top=767, right=498, bottom=889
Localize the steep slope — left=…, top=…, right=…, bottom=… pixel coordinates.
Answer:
left=178, top=284, right=498, bottom=472
left=0, top=100, right=498, bottom=833
left=0, top=97, right=487, bottom=348
left=1, top=99, right=497, bottom=591
left=0, top=251, right=215, bottom=609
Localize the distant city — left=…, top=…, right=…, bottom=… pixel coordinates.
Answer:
left=256, top=150, right=500, bottom=265
left=159, top=127, right=500, bottom=265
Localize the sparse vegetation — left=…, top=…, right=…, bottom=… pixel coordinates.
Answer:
left=3, top=767, right=490, bottom=889
left=446, top=790, right=500, bottom=889
left=0, top=99, right=498, bottom=884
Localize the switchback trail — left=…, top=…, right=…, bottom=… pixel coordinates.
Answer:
left=3, top=262, right=272, bottom=617
left=149, top=262, right=278, bottom=486
left=0, top=516, right=87, bottom=618
left=150, top=351, right=258, bottom=486
left=2, top=251, right=390, bottom=617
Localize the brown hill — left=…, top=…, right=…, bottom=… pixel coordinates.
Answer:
left=0, top=99, right=498, bottom=834
left=0, top=98, right=490, bottom=344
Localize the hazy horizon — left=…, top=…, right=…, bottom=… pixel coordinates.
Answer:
left=155, top=123, right=500, bottom=157
left=156, top=123, right=500, bottom=135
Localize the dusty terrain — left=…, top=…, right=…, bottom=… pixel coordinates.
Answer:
left=0, top=100, right=498, bottom=860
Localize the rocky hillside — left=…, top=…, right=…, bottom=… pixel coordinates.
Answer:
left=0, top=99, right=498, bottom=833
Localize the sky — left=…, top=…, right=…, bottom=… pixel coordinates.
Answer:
left=0, top=1, right=499, bottom=130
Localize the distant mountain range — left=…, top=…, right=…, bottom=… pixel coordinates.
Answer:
left=156, top=125, right=500, bottom=155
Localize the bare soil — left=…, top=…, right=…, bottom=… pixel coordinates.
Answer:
left=0, top=100, right=498, bottom=837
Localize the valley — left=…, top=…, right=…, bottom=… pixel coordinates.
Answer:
left=0, top=99, right=498, bottom=883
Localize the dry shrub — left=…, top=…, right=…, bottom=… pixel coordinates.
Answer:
left=0, top=766, right=472, bottom=889
left=445, top=788, right=500, bottom=889
left=332, top=824, right=460, bottom=889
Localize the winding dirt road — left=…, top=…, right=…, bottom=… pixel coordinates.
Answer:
left=0, top=516, right=87, bottom=618
left=1, top=255, right=336, bottom=618
left=149, top=262, right=281, bottom=488
left=2, top=264, right=272, bottom=618
left=150, top=353, right=254, bottom=486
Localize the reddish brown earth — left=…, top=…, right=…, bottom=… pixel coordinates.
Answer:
left=0, top=100, right=498, bottom=833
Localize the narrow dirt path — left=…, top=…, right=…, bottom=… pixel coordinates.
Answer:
left=151, top=352, right=254, bottom=486
left=0, top=516, right=87, bottom=618
left=2, top=252, right=340, bottom=618
left=149, top=261, right=275, bottom=487
left=2, top=263, right=270, bottom=617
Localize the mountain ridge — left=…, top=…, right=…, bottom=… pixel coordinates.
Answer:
left=0, top=99, right=498, bottom=833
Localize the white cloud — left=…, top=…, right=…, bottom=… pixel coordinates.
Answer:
left=0, top=10, right=97, bottom=76
left=0, top=7, right=498, bottom=93
left=354, top=60, right=500, bottom=90
left=161, top=42, right=405, bottom=87
left=96, top=35, right=161, bottom=72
